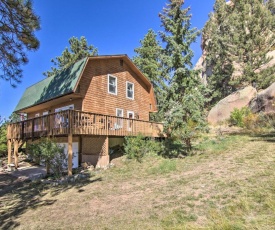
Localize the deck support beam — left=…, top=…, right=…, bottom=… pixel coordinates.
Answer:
left=14, top=139, right=19, bottom=168
left=68, top=133, right=73, bottom=176
left=96, top=136, right=109, bottom=168
left=7, top=139, right=12, bottom=164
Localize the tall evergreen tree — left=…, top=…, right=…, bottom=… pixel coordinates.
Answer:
left=133, top=29, right=165, bottom=120
left=203, top=0, right=235, bottom=105
left=266, top=0, right=275, bottom=15
left=0, top=0, right=40, bottom=87
left=229, top=0, right=275, bottom=89
left=44, top=36, right=98, bottom=77
left=159, top=0, right=208, bottom=150
left=204, top=0, right=275, bottom=105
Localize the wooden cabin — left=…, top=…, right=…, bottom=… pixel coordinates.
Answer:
left=7, top=55, right=163, bottom=175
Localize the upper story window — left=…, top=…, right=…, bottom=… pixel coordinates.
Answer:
left=126, top=81, right=134, bottom=99
left=108, top=74, right=117, bottom=95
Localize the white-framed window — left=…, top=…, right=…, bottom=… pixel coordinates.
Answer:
left=54, top=104, right=74, bottom=113
left=34, top=113, right=40, bottom=131
left=127, top=111, right=134, bottom=131
left=108, top=74, right=117, bottom=95
left=42, top=111, right=49, bottom=130
left=116, top=108, right=123, bottom=118
left=126, top=81, right=134, bottom=99
left=54, top=104, right=74, bottom=128
left=115, top=108, right=124, bottom=128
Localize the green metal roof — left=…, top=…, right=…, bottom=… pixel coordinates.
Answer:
left=14, top=58, right=87, bottom=112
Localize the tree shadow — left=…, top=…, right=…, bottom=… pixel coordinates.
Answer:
left=248, top=131, right=275, bottom=143
left=0, top=173, right=101, bottom=229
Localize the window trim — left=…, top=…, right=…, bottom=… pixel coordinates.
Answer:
left=127, top=111, right=134, bottom=131
left=108, top=74, right=117, bottom=95
left=116, top=108, right=124, bottom=128
left=116, top=108, right=124, bottom=118
left=127, top=111, right=134, bottom=119
left=126, top=81, right=134, bottom=100
left=54, top=104, right=74, bottom=112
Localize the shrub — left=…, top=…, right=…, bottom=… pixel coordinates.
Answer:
left=160, top=138, right=184, bottom=158
left=257, top=112, right=275, bottom=130
left=0, top=123, right=7, bottom=157
left=243, top=113, right=259, bottom=130
left=229, top=107, right=251, bottom=127
left=124, top=134, right=162, bottom=162
left=28, top=138, right=67, bottom=178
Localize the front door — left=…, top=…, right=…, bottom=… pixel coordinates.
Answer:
left=127, top=111, right=134, bottom=131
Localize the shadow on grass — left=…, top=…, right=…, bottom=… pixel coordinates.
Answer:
left=0, top=173, right=101, bottom=229
left=248, top=131, right=275, bottom=142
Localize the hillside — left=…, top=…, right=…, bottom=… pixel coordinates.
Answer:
left=0, top=133, right=275, bottom=229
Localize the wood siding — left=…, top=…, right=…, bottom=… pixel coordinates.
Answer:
left=79, top=58, right=152, bottom=121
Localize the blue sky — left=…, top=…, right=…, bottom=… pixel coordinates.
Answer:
left=0, top=0, right=215, bottom=119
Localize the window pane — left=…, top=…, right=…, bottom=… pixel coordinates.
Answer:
left=110, top=77, right=115, bottom=85
left=109, top=76, right=116, bottom=94
left=127, top=82, right=134, bottom=99
left=109, top=85, right=116, bottom=93
left=128, top=90, right=133, bottom=98
left=117, top=110, right=122, bottom=117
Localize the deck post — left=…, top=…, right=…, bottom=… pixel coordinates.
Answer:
left=68, top=133, right=73, bottom=176
left=7, top=139, right=12, bottom=164
left=96, top=136, right=109, bottom=168
left=14, top=139, right=19, bottom=168
left=31, top=119, right=35, bottom=140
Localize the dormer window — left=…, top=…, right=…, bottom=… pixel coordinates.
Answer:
left=108, top=74, right=117, bottom=95
left=126, top=81, right=134, bottom=99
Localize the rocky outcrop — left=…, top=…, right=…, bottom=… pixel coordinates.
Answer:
left=249, top=82, right=275, bottom=113
left=208, top=86, right=257, bottom=125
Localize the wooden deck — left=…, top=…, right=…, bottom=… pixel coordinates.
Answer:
left=7, top=110, right=164, bottom=140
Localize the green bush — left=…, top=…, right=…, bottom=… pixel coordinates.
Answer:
left=160, top=138, right=184, bottom=158
left=0, top=123, right=7, bottom=157
left=255, top=112, right=275, bottom=130
left=124, top=134, right=162, bottom=162
left=28, top=138, right=67, bottom=178
left=229, top=107, right=251, bottom=127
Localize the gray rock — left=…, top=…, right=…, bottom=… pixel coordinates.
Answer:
left=80, top=174, right=88, bottom=179
left=208, top=86, right=257, bottom=125
left=74, top=174, right=80, bottom=181
left=250, top=82, right=275, bottom=113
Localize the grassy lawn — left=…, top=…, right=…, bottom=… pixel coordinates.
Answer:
left=0, top=133, right=274, bottom=229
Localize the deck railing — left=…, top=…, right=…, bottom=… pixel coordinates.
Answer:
left=7, top=110, right=164, bottom=140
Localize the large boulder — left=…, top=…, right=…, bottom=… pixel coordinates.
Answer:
left=208, top=86, right=257, bottom=125
left=249, top=82, right=275, bottom=113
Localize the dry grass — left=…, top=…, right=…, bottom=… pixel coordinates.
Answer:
left=0, top=133, right=274, bottom=229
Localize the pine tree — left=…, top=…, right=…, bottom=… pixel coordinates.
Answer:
left=133, top=29, right=165, bottom=120
left=229, top=0, right=275, bottom=89
left=204, top=0, right=275, bottom=104
left=0, top=116, right=7, bottom=156
left=44, top=36, right=98, bottom=77
left=266, top=0, right=275, bottom=15
left=0, top=0, right=40, bottom=87
left=159, top=0, right=208, bottom=150
left=203, top=0, right=235, bottom=105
